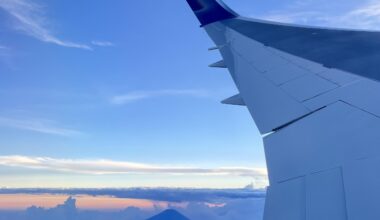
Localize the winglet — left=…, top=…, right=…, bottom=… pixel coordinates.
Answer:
left=185, top=0, right=238, bottom=26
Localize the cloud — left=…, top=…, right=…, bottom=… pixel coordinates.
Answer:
left=0, top=155, right=268, bottom=179
left=179, top=198, right=265, bottom=220
left=110, top=89, right=211, bottom=105
left=27, top=196, right=78, bottom=218
left=0, top=188, right=266, bottom=204
left=91, top=40, right=114, bottom=47
left=260, top=11, right=326, bottom=24
left=0, top=195, right=266, bottom=220
left=0, top=45, right=10, bottom=55
left=0, top=117, right=82, bottom=136
left=0, top=45, right=9, bottom=57
left=350, top=1, right=380, bottom=17
left=0, top=0, right=91, bottom=50
left=335, top=1, right=380, bottom=29
left=23, top=197, right=157, bottom=220
left=0, top=194, right=265, bottom=220
left=259, top=0, right=380, bottom=30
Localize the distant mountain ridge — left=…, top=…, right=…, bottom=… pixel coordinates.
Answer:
left=147, top=209, right=190, bottom=220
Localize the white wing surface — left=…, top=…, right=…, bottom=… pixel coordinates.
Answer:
left=185, top=0, right=380, bottom=219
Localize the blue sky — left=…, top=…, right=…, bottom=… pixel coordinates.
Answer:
left=0, top=0, right=379, bottom=189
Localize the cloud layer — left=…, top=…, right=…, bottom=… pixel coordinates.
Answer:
left=0, top=195, right=265, bottom=220
left=0, top=188, right=266, bottom=203
left=0, top=155, right=267, bottom=178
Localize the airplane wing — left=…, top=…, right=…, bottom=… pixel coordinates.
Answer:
left=185, top=1, right=380, bottom=219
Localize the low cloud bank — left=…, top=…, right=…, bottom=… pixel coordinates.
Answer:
left=0, top=188, right=266, bottom=203
left=0, top=195, right=265, bottom=220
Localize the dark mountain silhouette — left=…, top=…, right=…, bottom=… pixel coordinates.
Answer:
left=146, top=209, right=189, bottom=220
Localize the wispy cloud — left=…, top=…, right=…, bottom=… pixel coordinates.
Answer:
left=0, top=117, right=82, bottom=136
left=91, top=40, right=114, bottom=47
left=260, top=11, right=326, bottom=24
left=336, top=1, right=380, bottom=29
left=259, top=0, right=380, bottom=30
left=110, top=89, right=211, bottom=105
left=0, top=0, right=91, bottom=50
left=0, top=45, right=9, bottom=57
left=0, top=155, right=268, bottom=178
left=0, top=44, right=14, bottom=69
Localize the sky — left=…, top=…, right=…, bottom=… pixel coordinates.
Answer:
left=1, top=0, right=380, bottom=189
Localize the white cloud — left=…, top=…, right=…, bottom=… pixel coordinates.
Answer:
left=0, top=117, right=82, bottom=136
left=260, top=11, right=326, bottom=24
left=181, top=198, right=265, bottom=220
left=91, top=40, right=114, bottom=47
left=259, top=0, right=380, bottom=30
left=349, top=1, right=380, bottom=17
left=0, top=155, right=268, bottom=179
left=0, top=0, right=91, bottom=50
left=335, top=1, right=380, bottom=29
left=111, top=89, right=211, bottom=105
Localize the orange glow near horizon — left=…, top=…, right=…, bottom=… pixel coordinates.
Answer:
left=0, top=194, right=184, bottom=211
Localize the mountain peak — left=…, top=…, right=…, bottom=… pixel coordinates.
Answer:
left=147, top=209, right=189, bottom=220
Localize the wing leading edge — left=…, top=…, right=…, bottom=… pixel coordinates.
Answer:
left=186, top=1, right=380, bottom=220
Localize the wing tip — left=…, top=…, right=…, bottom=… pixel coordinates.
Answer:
left=209, top=60, right=227, bottom=68
left=221, top=94, right=245, bottom=106
left=185, top=0, right=238, bottom=26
